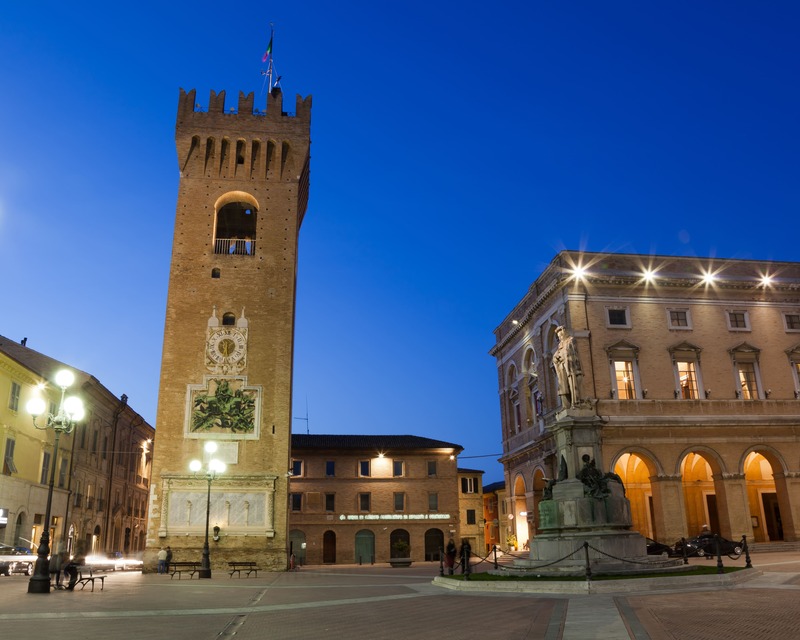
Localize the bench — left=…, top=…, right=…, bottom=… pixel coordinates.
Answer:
left=228, top=561, right=259, bottom=578
left=170, top=561, right=201, bottom=579
left=74, top=567, right=105, bottom=592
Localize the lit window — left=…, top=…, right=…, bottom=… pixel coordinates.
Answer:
left=359, top=460, right=370, bottom=477
left=737, top=363, right=759, bottom=400
left=613, top=360, right=637, bottom=399
left=676, top=361, right=699, bottom=399
left=394, top=492, right=405, bottom=511
left=392, top=460, right=404, bottom=477
left=359, top=493, right=371, bottom=512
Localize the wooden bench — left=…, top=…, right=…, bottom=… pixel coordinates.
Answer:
left=170, top=561, right=201, bottom=579
left=228, top=561, right=259, bottom=578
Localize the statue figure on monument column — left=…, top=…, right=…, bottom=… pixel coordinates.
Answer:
left=552, top=325, right=584, bottom=408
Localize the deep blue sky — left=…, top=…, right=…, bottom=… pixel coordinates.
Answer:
left=2, top=2, right=798, bottom=483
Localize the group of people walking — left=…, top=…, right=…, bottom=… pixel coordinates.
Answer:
left=444, top=538, right=472, bottom=575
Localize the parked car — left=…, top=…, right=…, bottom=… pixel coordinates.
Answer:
left=674, top=535, right=743, bottom=560
left=645, top=538, right=680, bottom=557
left=0, top=544, right=36, bottom=575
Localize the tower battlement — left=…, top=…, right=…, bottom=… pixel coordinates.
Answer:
left=177, top=87, right=311, bottom=127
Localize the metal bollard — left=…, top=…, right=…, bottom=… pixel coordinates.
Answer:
left=743, top=535, right=752, bottom=569
left=583, top=542, right=592, bottom=581
left=681, top=537, right=688, bottom=565
left=493, top=544, right=498, bottom=570
left=715, top=534, right=724, bottom=574
left=439, top=546, right=444, bottom=577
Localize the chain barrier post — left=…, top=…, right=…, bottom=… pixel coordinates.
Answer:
left=464, top=545, right=471, bottom=580
left=493, top=544, right=498, bottom=569
left=715, top=534, right=724, bottom=574
left=439, top=546, right=444, bottom=576
left=743, top=535, right=752, bottom=569
left=681, top=537, right=688, bottom=565
left=583, top=541, right=592, bottom=581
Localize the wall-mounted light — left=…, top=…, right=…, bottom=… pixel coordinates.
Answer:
left=705, top=389, right=711, bottom=399
left=766, top=389, right=772, bottom=398
left=735, top=390, right=741, bottom=399
left=674, top=389, right=679, bottom=399
left=609, top=389, right=615, bottom=399
left=642, top=389, right=648, bottom=399
left=760, top=275, right=773, bottom=287
left=213, top=526, right=221, bottom=542
left=642, top=269, right=656, bottom=283
left=571, top=266, right=587, bottom=281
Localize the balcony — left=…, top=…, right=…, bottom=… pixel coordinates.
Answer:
left=214, top=238, right=256, bottom=256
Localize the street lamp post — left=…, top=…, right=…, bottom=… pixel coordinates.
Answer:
left=190, top=442, right=225, bottom=579
left=25, top=369, right=84, bottom=594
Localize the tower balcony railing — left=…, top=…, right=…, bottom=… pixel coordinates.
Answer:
left=214, top=238, right=256, bottom=256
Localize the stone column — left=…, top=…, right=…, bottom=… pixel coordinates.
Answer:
left=712, top=473, right=753, bottom=540
left=649, top=474, right=687, bottom=542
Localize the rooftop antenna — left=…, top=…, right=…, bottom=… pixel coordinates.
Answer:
left=260, top=23, right=279, bottom=95
left=293, top=397, right=309, bottom=435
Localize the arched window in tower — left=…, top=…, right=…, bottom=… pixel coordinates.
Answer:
left=213, top=192, right=259, bottom=256
left=222, top=312, right=236, bottom=326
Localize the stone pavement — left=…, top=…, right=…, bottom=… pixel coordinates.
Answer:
left=1, top=551, right=799, bottom=639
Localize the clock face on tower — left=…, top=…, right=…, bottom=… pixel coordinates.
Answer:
left=207, top=328, right=247, bottom=367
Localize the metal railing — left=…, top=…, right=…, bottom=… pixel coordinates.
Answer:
left=214, top=238, right=256, bottom=256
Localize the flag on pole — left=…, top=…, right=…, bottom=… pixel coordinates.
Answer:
left=262, top=31, right=273, bottom=63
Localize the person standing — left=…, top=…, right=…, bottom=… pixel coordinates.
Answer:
left=459, top=539, right=472, bottom=576
left=165, top=547, right=173, bottom=574
left=444, top=538, right=457, bottom=575
left=157, top=547, right=167, bottom=574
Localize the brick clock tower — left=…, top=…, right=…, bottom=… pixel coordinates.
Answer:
left=145, top=86, right=311, bottom=571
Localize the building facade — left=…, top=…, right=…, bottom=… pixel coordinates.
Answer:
left=457, top=467, right=485, bottom=554
left=145, top=87, right=312, bottom=571
left=0, top=336, right=153, bottom=557
left=482, top=480, right=505, bottom=553
left=288, top=435, right=463, bottom=565
left=491, top=251, right=800, bottom=547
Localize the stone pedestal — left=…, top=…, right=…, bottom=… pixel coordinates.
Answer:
left=506, top=409, right=682, bottom=575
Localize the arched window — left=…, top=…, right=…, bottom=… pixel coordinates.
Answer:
left=222, top=312, right=235, bottom=326
left=213, top=192, right=259, bottom=256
